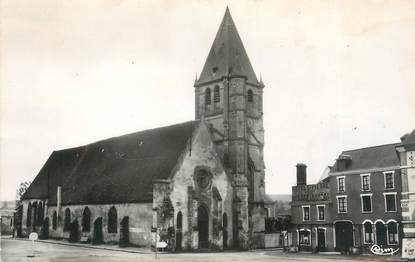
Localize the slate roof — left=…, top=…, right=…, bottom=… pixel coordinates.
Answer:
left=197, top=8, right=260, bottom=86
left=22, top=146, right=85, bottom=201
left=331, top=143, right=400, bottom=173
left=401, top=129, right=415, bottom=150
left=23, top=121, right=198, bottom=205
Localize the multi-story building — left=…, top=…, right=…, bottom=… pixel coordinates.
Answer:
left=329, top=143, right=402, bottom=253
left=396, top=130, right=415, bottom=259
left=290, top=143, right=403, bottom=253
left=291, top=164, right=332, bottom=252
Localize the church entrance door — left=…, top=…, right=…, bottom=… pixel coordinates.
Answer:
left=92, top=217, right=103, bottom=245
left=198, top=205, right=209, bottom=249
left=119, top=216, right=129, bottom=247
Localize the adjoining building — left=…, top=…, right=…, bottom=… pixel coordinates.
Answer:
left=19, top=8, right=270, bottom=250
left=396, top=130, right=415, bottom=260
left=290, top=143, right=403, bottom=253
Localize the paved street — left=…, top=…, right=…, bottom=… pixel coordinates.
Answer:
left=1, top=238, right=396, bottom=262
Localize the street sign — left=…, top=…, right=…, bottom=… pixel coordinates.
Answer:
left=29, top=232, right=38, bottom=241
left=156, top=241, right=168, bottom=249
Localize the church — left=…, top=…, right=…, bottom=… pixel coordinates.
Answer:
left=20, top=8, right=268, bottom=250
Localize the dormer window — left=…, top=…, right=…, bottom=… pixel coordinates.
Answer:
left=205, top=88, right=211, bottom=105
left=212, top=67, right=218, bottom=74
left=214, top=85, right=220, bottom=103
left=247, top=89, right=253, bottom=102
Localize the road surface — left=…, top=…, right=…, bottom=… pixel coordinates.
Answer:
left=1, top=238, right=393, bottom=262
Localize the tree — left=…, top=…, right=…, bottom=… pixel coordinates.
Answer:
left=16, top=181, right=31, bottom=204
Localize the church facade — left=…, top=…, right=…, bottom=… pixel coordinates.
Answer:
left=20, top=8, right=267, bottom=250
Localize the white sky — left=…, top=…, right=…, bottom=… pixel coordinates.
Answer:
left=1, top=0, right=414, bottom=201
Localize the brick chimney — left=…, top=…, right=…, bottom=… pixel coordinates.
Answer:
left=296, top=163, right=307, bottom=186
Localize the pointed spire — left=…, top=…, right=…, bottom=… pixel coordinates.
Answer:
left=194, top=72, right=198, bottom=85
left=197, top=8, right=259, bottom=85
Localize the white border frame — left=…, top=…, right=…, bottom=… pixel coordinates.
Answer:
left=383, top=171, right=395, bottom=190
left=297, top=228, right=312, bottom=246
left=336, top=195, right=348, bottom=213
left=337, top=176, right=346, bottom=192
left=302, top=205, right=311, bottom=221
left=360, top=173, right=371, bottom=191
left=316, top=205, right=325, bottom=221
left=362, top=219, right=374, bottom=244
left=360, top=193, right=373, bottom=213
left=386, top=219, right=399, bottom=245
left=383, top=192, right=397, bottom=212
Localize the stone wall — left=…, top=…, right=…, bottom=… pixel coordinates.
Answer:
left=44, top=202, right=153, bottom=247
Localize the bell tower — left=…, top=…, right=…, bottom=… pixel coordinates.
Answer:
left=194, top=7, right=266, bottom=249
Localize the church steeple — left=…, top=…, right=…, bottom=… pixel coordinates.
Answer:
left=196, top=7, right=259, bottom=86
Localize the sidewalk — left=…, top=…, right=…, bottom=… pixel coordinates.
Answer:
left=6, top=236, right=153, bottom=254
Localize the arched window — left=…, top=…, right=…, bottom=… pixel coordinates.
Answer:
left=108, top=206, right=117, bottom=233
left=82, top=207, right=91, bottom=232
left=37, top=202, right=43, bottom=226
left=52, top=211, right=57, bottom=230
left=388, top=222, right=398, bottom=244
left=177, top=212, right=183, bottom=230
left=26, top=203, right=32, bottom=227
left=32, top=202, right=38, bottom=227
left=214, top=85, right=220, bottom=103
left=205, top=88, right=211, bottom=105
left=64, top=208, right=71, bottom=232
left=363, top=222, right=373, bottom=244
left=247, top=89, right=253, bottom=102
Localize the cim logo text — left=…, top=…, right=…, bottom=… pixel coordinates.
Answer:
left=370, top=245, right=399, bottom=256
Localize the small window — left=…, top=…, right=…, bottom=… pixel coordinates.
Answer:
left=299, top=230, right=310, bottom=245
left=247, top=89, right=253, bottom=102
left=108, top=206, right=117, bottom=233
left=363, top=222, right=374, bottom=244
left=385, top=193, right=397, bottom=212
left=337, top=177, right=345, bottom=192
left=52, top=211, right=57, bottom=230
left=302, top=206, right=310, bottom=221
left=387, top=222, right=398, bottom=244
left=384, top=172, right=394, bottom=189
left=361, top=174, right=370, bottom=191
left=214, top=85, right=220, bottom=103
left=337, top=196, right=347, bottom=213
left=317, top=206, right=325, bottom=221
left=361, top=194, right=372, bottom=213
left=205, top=88, right=211, bottom=105
left=82, top=207, right=91, bottom=232
left=64, top=208, right=71, bottom=232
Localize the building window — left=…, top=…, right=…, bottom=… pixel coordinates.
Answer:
left=64, top=208, right=71, bottom=232
left=247, top=89, right=253, bottom=102
left=363, top=222, right=374, bottom=244
left=387, top=221, right=398, bottom=245
left=361, top=194, right=372, bottom=213
left=26, top=203, right=32, bottom=227
left=299, top=230, right=311, bottom=245
left=317, top=205, right=325, bottom=221
left=82, top=207, right=91, bottom=232
left=337, top=176, right=345, bottom=192
left=302, top=206, right=310, bottom=221
left=337, top=196, right=347, bottom=213
left=52, top=211, right=57, bottom=230
left=384, top=193, right=397, bottom=212
left=205, top=88, right=211, bottom=105
left=361, top=174, right=370, bottom=191
left=214, top=85, right=220, bottom=103
left=108, top=206, right=117, bottom=233
left=384, top=172, right=394, bottom=189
